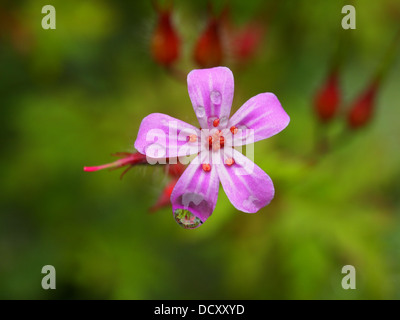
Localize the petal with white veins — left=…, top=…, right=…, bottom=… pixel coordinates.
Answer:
left=216, top=149, right=274, bottom=213
left=187, top=67, right=234, bottom=129
left=134, top=113, right=200, bottom=162
left=229, top=93, right=290, bottom=147
left=170, top=153, right=220, bottom=227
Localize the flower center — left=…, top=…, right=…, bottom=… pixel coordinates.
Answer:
left=208, top=130, right=225, bottom=151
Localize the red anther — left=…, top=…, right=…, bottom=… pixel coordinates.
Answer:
left=219, top=136, right=225, bottom=148
left=188, top=134, right=197, bottom=142
left=208, top=136, right=213, bottom=148
left=213, top=118, right=220, bottom=127
left=225, top=158, right=235, bottom=166
left=230, top=126, right=238, bottom=134
left=202, top=163, right=211, bottom=172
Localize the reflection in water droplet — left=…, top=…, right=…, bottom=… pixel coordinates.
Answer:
left=174, top=209, right=203, bottom=229
left=210, top=90, right=222, bottom=105
left=196, top=106, right=206, bottom=118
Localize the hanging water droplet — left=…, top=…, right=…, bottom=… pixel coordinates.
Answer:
left=210, top=90, right=222, bottom=105
left=196, top=106, right=206, bottom=118
left=174, top=209, right=203, bottom=229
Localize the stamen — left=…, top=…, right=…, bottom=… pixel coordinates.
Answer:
left=188, top=134, right=197, bottom=142
left=208, top=136, right=213, bottom=148
left=219, top=136, right=225, bottom=148
left=202, top=163, right=211, bottom=172
left=230, top=126, right=238, bottom=134
left=213, top=118, right=220, bottom=127
left=225, top=158, right=235, bottom=166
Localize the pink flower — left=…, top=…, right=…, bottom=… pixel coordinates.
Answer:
left=134, top=67, right=290, bottom=229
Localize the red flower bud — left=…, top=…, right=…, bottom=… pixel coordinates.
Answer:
left=149, top=178, right=178, bottom=213
left=151, top=8, right=180, bottom=67
left=347, top=81, right=379, bottom=129
left=314, top=71, right=340, bottom=122
left=194, top=18, right=223, bottom=68
left=166, top=163, right=186, bottom=178
left=231, top=22, right=264, bottom=62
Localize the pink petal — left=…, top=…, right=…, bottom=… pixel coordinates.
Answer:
left=134, top=113, right=200, bottom=161
left=187, top=67, right=234, bottom=129
left=228, top=93, right=290, bottom=146
left=216, top=149, right=274, bottom=213
left=170, top=153, right=220, bottom=228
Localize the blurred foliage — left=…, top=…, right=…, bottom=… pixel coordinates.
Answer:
left=0, top=0, right=400, bottom=299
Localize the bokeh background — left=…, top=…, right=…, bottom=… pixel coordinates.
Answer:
left=1, top=0, right=400, bottom=299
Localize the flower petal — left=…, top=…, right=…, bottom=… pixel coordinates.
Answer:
left=228, top=93, right=290, bottom=146
left=134, top=113, right=200, bottom=161
left=216, top=149, right=274, bottom=213
left=187, top=67, right=234, bottom=129
left=170, top=153, right=220, bottom=226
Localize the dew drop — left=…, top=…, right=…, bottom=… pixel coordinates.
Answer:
left=174, top=209, right=203, bottom=229
left=196, top=106, right=206, bottom=118
left=210, top=90, right=222, bottom=105
left=219, top=116, right=228, bottom=127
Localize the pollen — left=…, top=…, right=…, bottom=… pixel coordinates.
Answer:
left=213, top=118, right=220, bottom=127
left=202, top=163, right=211, bottom=172
left=188, top=134, right=197, bottom=142
left=230, top=126, right=238, bottom=134
left=225, top=158, right=235, bottom=166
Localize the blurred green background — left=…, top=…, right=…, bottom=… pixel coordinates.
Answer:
left=1, top=0, right=400, bottom=299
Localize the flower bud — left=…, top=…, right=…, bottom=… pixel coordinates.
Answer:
left=194, top=17, right=223, bottom=68
left=314, top=71, right=340, bottom=122
left=231, top=22, right=264, bottom=62
left=151, top=8, right=180, bottom=67
left=347, top=81, right=379, bottom=129
left=149, top=178, right=178, bottom=213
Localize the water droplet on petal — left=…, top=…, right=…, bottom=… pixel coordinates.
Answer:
left=237, top=124, right=248, bottom=130
left=196, top=106, right=206, bottom=118
left=242, top=195, right=261, bottom=211
left=219, top=116, right=229, bottom=128
left=174, top=209, right=203, bottom=229
left=210, top=90, right=222, bottom=105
